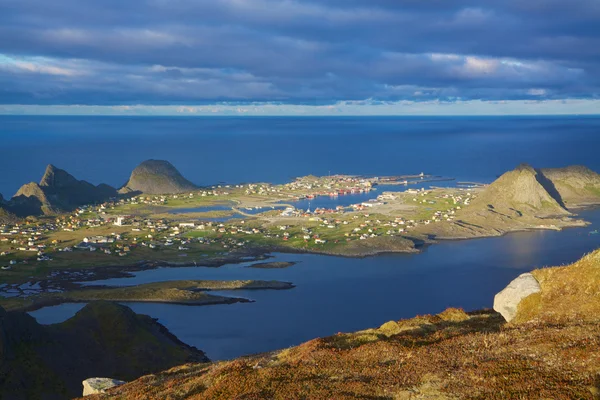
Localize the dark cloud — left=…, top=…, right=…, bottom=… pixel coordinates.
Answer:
left=0, top=0, right=598, bottom=104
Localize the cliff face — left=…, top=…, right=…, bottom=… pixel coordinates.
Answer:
left=0, top=302, right=208, bottom=400
left=119, top=160, right=198, bottom=194
left=83, top=249, right=600, bottom=400
left=8, top=165, right=117, bottom=216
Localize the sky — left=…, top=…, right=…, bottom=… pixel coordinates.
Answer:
left=0, top=0, right=599, bottom=115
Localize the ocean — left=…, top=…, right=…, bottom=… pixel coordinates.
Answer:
left=1, top=115, right=599, bottom=197
left=3, top=114, right=600, bottom=360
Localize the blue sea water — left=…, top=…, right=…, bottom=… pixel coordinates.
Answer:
left=1, top=115, right=599, bottom=197
left=3, top=115, right=600, bottom=361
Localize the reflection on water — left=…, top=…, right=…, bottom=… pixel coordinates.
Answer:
left=29, top=208, right=600, bottom=360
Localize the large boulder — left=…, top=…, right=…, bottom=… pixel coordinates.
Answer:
left=493, top=273, right=541, bottom=322
left=82, top=378, right=126, bottom=396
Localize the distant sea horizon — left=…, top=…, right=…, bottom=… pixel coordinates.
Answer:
left=1, top=115, right=599, bottom=198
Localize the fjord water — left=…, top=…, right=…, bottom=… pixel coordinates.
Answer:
left=1, top=115, right=600, bottom=196
left=31, top=208, right=600, bottom=360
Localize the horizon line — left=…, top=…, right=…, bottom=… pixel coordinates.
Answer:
left=1, top=99, right=600, bottom=116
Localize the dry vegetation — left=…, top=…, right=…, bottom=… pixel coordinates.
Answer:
left=516, top=249, right=600, bottom=324
left=82, top=248, right=600, bottom=400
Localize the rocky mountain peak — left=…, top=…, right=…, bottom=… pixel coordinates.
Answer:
left=39, top=164, right=79, bottom=188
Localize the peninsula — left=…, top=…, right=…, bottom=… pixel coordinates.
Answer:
left=1, top=161, right=600, bottom=304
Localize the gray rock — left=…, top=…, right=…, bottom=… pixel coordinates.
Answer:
left=493, top=273, right=541, bottom=322
left=82, top=377, right=126, bottom=396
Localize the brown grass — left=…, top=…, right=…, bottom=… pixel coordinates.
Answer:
left=515, top=249, right=600, bottom=324
left=81, top=308, right=600, bottom=400
left=80, top=249, right=600, bottom=400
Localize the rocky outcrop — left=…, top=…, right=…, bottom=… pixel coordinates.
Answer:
left=0, top=301, right=208, bottom=400
left=7, top=165, right=117, bottom=216
left=119, top=160, right=198, bottom=194
left=39, top=164, right=81, bottom=188
left=82, top=378, right=126, bottom=396
left=493, top=272, right=541, bottom=322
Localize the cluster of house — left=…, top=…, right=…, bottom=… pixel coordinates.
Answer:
left=0, top=222, right=62, bottom=268
left=280, top=175, right=374, bottom=200
left=0, top=178, right=482, bottom=271
left=244, top=183, right=280, bottom=196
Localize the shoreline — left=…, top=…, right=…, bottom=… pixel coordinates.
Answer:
left=4, top=279, right=295, bottom=313
left=2, top=204, right=599, bottom=312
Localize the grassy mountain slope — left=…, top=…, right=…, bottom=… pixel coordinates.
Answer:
left=467, top=164, right=569, bottom=217
left=418, top=164, right=586, bottom=239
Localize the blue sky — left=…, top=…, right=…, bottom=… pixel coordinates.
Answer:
left=1, top=0, right=599, bottom=115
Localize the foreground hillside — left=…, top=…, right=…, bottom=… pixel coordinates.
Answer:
left=0, top=302, right=207, bottom=400
left=85, top=249, right=600, bottom=399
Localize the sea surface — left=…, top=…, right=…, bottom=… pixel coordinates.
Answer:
left=3, top=115, right=600, bottom=360
left=31, top=208, right=600, bottom=360
left=1, top=115, right=599, bottom=197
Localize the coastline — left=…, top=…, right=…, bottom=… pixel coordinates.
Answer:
left=3, top=279, right=295, bottom=313
left=2, top=205, right=598, bottom=304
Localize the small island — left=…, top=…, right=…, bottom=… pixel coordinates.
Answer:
left=248, top=261, right=296, bottom=269
left=3, top=279, right=295, bottom=312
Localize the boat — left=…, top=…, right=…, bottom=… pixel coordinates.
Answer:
left=590, top=230, right=599, bottom=235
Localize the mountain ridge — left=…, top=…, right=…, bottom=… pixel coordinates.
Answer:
left=7, top=165, right=117, bottom=216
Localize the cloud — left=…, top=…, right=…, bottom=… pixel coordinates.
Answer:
left=0, top=0, right=598, bottom=107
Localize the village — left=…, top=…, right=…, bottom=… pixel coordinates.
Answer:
left=0, top=174, right=478, bottom=285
